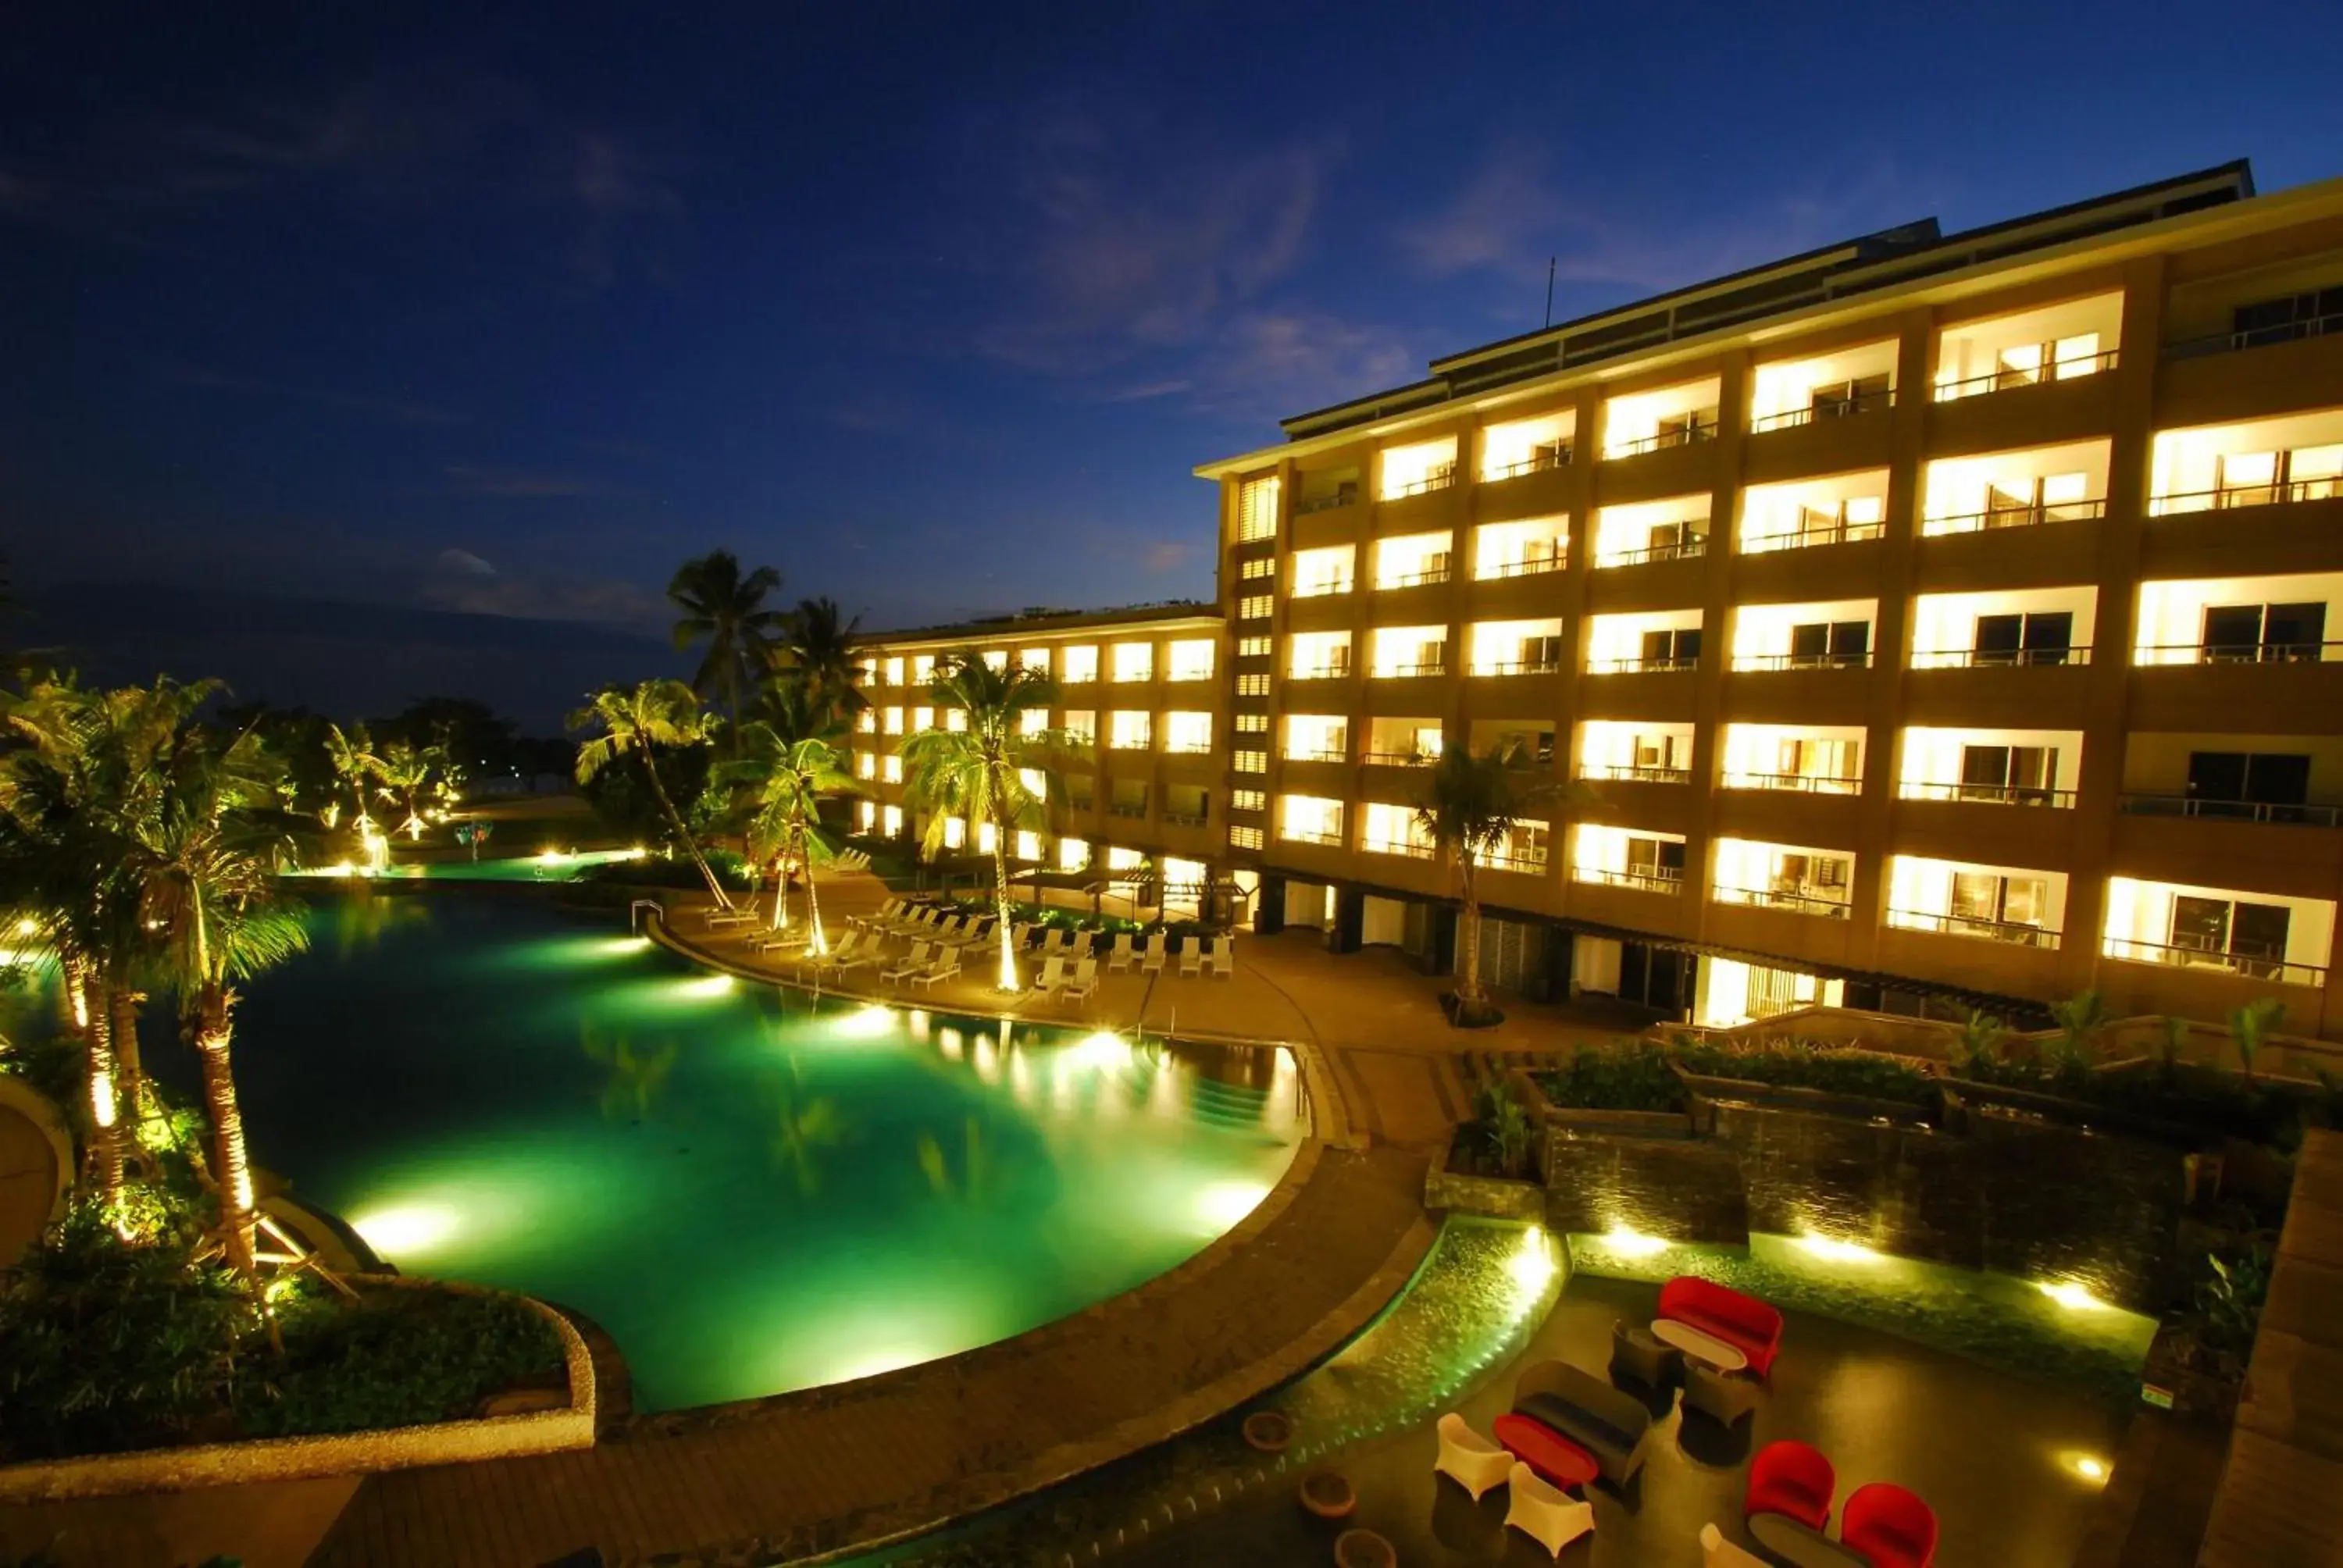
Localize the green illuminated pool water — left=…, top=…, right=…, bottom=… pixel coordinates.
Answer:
left=162, top=893, right=1303, bottom=1412
left=282, top=846, right=645, bottom=882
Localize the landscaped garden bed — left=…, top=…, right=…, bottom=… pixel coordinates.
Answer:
left=1426, top=1074, right=1545, bottom=1218
left=1531, top=1035, right=1941, bottom=1128
left=1524, top=1042, right=1693, bottom=1136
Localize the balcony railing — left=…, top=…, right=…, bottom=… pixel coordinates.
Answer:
left=1108, top=803, right=1149, bottom=820
left=2103, top=934, right=2326, bottom=987
left=1373, top=661, right=1447, bottom=678
left=1607, top=420, right=1720, bottom=458
left=1283, top=747, right=1348, bottom=764
left=1161, top=811, right=1208, bottom=827
left=1588, top=653, right=1699, bottom=674
left=2138, top=641, right=2340, bottom=666
left=1713, top=885, right=1853, bottom=918
left=1281, top=828, right=1346, bottom=847
left=1721, top=771, right=1862, bottom=795
left=1573, top=866, right=1685, bottom=893
left=1910, top=645, right=2091, bottom=669
left=1733, top=651, right=1874, bottom=672
left=1163, top=741, right=1213, bottom=755
left=1475, top=850, right=1550, bottom=873
left=1599, top=536, right=1709, bottom=568
left=1743, top=518, right=1886, bottom=553
left=1747, top=388, right=1896, bottom=432
left=1899, top=780, right=2077, bottom=808
left=2119, top=793, right=2343, bottom=828
left=1470, top=658, right=1563, bottom=677
left=2164, top=309, right=2343, bottom=360
left=1582, top=762, right=1692, bottom=785
left=1382, top=464, right=1457, bottom=501
left=1924, top=497, right=2106, bottom=534
left=1377, top=566, right=1452, bottom=590
left=1289, top=663, right=1354, bottom=680
left=1296, top=488, right=1360, bottom=515
left=1478, top=553, right=1567, bottom=579
left=1888, top=909, right=2062, bottom=949
left=1932, top=349, right=2120, bottom=401
left=1363, top=839, right=1436, bottom=861
left=1485, top=445, right=1573, bottom=482
left=1290, top=579, right=1354, bottom=599
left=1362, top=749, right=1435, bottom=767
left=2149, top=477, right=2343, bottom=516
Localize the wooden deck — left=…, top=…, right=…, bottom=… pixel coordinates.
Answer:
left=2195, top=1128, right=2343, bottom=1568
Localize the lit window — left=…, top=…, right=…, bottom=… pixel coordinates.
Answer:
left=1062, top=710, right=1096, bottom=744
left=1239, top=474, right=1281, bottom=541
left=913, top=655, right=934, bottom=684
left=912, top=705, right=934, bottom=732
left=1278, top=794, right=1345, bottom=845
left=1233, top=750, right=1268, bottom=774
left=1238, top=594, right=1273, bottom=621
left=858, top=800, right=876, bottom=829
left=1111, top=643, right=1154, bottom=682
left=882, top=804, right=903, bottom=836
left=1107, top=846, right=1144, bottom=871
left=1236, top=673, right=1270, bottom=697
left=1235, top=712, right=1268, bottom=733
left=885, top=657, right=904, bottom=686
left=1238, top=635, right=1271, bottom=657
left=1015, top=829, right=1042, bottom=861
left=1167, top=639, right=1214, bottom=681
left=1061, top=645, right=1099, bottom=683
left=883, top=755, right=902, bottom=782
left=1164, top=711, right=1213, bottom=754
left=982, top=650, right=1008, bottom=672
left=977, top=821, right=998, bottom=853
left=1019, top=768, right=1046, bottom=793
left=857, top=750, right=876, bottom=779
left=1020, top=708, right=1047, bottom=736
left=1232, top=789, right=1267, bottom=812
left=1020, top=647, right=1049, bottom=673
left=857, top=708, right=876, bottom=733
left=943, top=817, right=966, bottom=850
left=1109, top=711, right=1153, bottom=750
left=1239, top=555, right=1275, bottom=580
left=1230, top=825, right=1264, bottom=850
left=883, top=707, right=904, bottom=735
left=1057, top=837, right=1091, bottom=872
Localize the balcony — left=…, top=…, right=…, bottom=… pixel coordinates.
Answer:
left=1744, top=514, right=1884, bottom=553
left=1749, top=386, right=1895, bottom=433
left=1161, top=810, right=1208, bottom=827
left=1471, top=658, right=1561, bottom=676
left=1476, top=849, right=1550, bottom=874
left=1296, top=486, right=1360, bottom=516
left=1290, top=663, right=1355, bottom=680
left=1733, top=650, right=1874, bottom=672
left=1887, top=908, right=2062, bottom=949
left=1285, top=747, right=1349, bottom=764
left=1589, top=653, right=1698, bottom=674
left=1582, top=762, right=1691, bottom=785
left=1924, top=497, right=2106, bottom=536
left=1932, top=349, right=2117, bottom=401
left=1713, top=885, right=1853, bottom=919
left=2102, top=933, right=2325, bottom=988
left=1603, top=535, right=1708, bottom=568
left=1282, top=828, right=1345, bottom=847
left=1722, top=771, right=1861, bottom=795
left=1608, top=422, right=1717, bottom=458
left=1375, top=661, right=1447, bottom=678
left=1363, top=839, right=1436, bottom=861
left=1384, top=462, right=1457, bottom=501
left=1900, top=780, right=2077, bottom=808
left=2151, top=476, right=2343, bottom=516
left=2119, top=793, right=2343, bottom=829
left=1485, top=444, right=1572, bottom=482
left=1362, top=750, right=1435, bottom=767
left=1910, top=645, right=2092, bottom=669
left=1573, top=866, right=1684, bottom=893
left=1478, top=552, right=1566, bottom=579
left=2138, top=641, right=2339, bottom=666
left=1378, top=565, right=1451, bottom=590
left=2165, top=307, right=2343, bottom=361
left=1108, top=802, right=1149, bottom=820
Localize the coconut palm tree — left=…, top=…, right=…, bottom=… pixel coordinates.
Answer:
left=321, top=721, right=382, bottom=837
left=776, top=596, right=867, bottom=721
left=373, top=737, right=437, bottom=841
left=718, top=722, right=861, bottom=949
left=899, top=654, right=1084, bottom=992
left=572, top=679, right=734, bottom=908
left=669, top=551, right=786, bottom=734
left=130, top=711, right=308, bottom=1277
left=1413, top=743, right=1574, bottom=1025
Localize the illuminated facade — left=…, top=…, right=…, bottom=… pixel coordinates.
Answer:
left=870, top=161, right=2343, bottom=1035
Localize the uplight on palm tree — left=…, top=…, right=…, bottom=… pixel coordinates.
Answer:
left=572, top=679, right=736, bottom=908
left=1414, top=743, right=1577, bottom=1025
left=900, top=654, right=1083, bottom=992
left=719, top=722, right=861, bottom=953
left=669, top=551, right=786, bottom=734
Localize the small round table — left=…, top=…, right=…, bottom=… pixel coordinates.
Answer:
left=1653, top=1317, right=1749, bottom=1373
left=1333, top=1528, right=1396, bottom=1568
left=1749, top=1512, right=1873, bottom=1567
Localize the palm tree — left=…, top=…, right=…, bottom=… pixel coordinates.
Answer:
left=1413, top=743, right=1574, bottom=1025
left=899, top=654, right=1083, bottom=992
left=572, top=679, right=734, bottom=908
left=718, top=722, right=861, bottom=950
left=669, top=551, right=786, bottom=734
left=322, top=722, right=382, bottom=837
left=130, top=710, right=308, bottom=1277
left=776, top=596, right=867, bottom=721
left=373, top=738, right=437, bottom=841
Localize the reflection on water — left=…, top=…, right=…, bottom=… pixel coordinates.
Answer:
left=326, top=886, right=436, bottom=959
left=764, top=1057, right=844, bottom=1196
left=582, top=1024, right=678, bottom=1121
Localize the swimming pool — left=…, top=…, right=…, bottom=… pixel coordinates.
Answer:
left=148, top=893, right=1304, bottom=1412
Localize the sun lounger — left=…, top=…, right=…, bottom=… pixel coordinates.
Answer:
left=881, top=942, right=933, bottom=985
left=1068, top=929, right=1097, bottom=959
left=1039, top=928, right=1068, bottom=957
left=1007, top=921, right=1034, bottom=951
left=955, top=918, right=994, bottom=949
left=808, top=932, right=865, bottom=972
left=1208, top=936, right=1233, bottom=978
left=1106, top=932, right=1136, bottom=971
left=929, top=915, right=965, bottom=946
left=832, top=937, right=886, bottom=973
left=851, top=898, right=901, bottom=931
left=1060, top=957, right=1099, bottom=1003
left=1031, top=955, right=1067, bottom=994
left=1139, top=932, right=1168, bottom=974
left=908, top=946, right=961, bottom=991
left=1177, top=936, right=1203, bottom=977
left=747, top=926, right=806, bottom=954
left=704, top=903, right=761, bottom=928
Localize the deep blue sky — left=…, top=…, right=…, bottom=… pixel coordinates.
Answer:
left=8, top=0, right=2343, bottom=648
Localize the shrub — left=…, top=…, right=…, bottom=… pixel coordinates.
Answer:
left=1672, top=1036, right=1935, bottom=1105
left=1535, top=1041, right=1684, bottom=1113
left=241, top=1284, right=563, bottom=1437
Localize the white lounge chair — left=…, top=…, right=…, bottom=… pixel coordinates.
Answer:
left=1068, top=929, right=1097, bottom=960
left=1031, top=955, right=1067, bottom=994
left=851, top=898, right=901, bottom=931
left=704, top=903, right=761, bottom=928
left=880, top=942, right=933, bottom=985
left=1434, top=1413, right=1512, bottom=1502
left=1106, top=932, right=1136, bottom=972
left=1007, top=921, right=1034, bottom=952
left=1699, top=1523, right=1767, bottom=1568
left=908, top=946, right=961, bottom=991
left=1504, top=1463, right=1594, bottom=1558
left=930, top=915, right=966, bottom=946
left=1038, top=928, right=1068, bottom=957
left=832, top=937, right=887, bottom=973
left=1177, top=936, right=1203, bottom=977
left=1060, top=957, right=1099, bottom=1003
left=1207, top=936, right=1234, bottom=978
left=1139, top=932, right=1168, bottom=974
left=955, top=918, right=995, bottom=949
left=808, top=932, right=865, bottom=972
left=746, top=925, right=807, bottom=955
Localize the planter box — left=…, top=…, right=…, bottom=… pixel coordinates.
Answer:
left=1425, top=1162, right=1546, bottom=1221
left=1511, top=1067, right=1694, bottom=1139
left=1948, top=1077, right=2213, bottom=1149
left=1674, top=1065, right=1938, bottom=1128
left=2139, top=1323, right=2243, bottom=1425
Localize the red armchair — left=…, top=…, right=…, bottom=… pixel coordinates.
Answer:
left=1658, top=1275, right=1785, bottom=1377
left=1745, top=1440, right=1835, bottom=1532
left=1842, top=1481, right=1938, bottom=1568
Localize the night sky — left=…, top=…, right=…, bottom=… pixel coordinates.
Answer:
left=6, top=2, right=2343, bottom=721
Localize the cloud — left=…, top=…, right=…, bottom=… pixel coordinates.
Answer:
left=1185, top=310, right=1421, bottom=416
left=166, top=364, right=459, bottom=425
left=1395, top=156, right=1560, bottom=280
left=436, top=547, right=497, bottom=577
left=420, top=553, right=665, bottom=629
left=444, top=464, right=601, bottom=498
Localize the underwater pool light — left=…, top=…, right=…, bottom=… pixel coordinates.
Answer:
left=1597, top=1223, right=1671, bottom=1258
left=1795, top=1231, right=1885, bottom=1264
left=2063, top=1451, right=2110, bottom=1483
left=350, top=1205, right=460, bottom=1255
left=1195, top=1179, right=1272, bottom=1230
left=833, top=1003, right=897, bottom=1039
left=2037, top=1279, right=2107, bottom=1312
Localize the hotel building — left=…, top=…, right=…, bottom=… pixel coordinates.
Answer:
left=861, top=161, right=2343, bottom=1036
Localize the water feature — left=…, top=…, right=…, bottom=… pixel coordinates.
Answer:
left=137, top=891, right=1303, bottom=1412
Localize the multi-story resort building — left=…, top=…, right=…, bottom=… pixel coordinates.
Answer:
left=858, top=159, right=2343, bottom=1038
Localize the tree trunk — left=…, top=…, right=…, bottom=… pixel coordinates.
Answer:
left=991, top=829, right=1016, bottom=991
left=768, top=850, right=790, bottom=931
left=109, top=987, right=146, bottom=1133
left=194, top=984, right=258, bottom=1278
left=801, top=827, right=828, bottom=956
left=642, top=751, right=731, bottom=908
left=1454, top=859, right=1485, bottom=1010
left=68, top=961, right=124, bottom=1213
